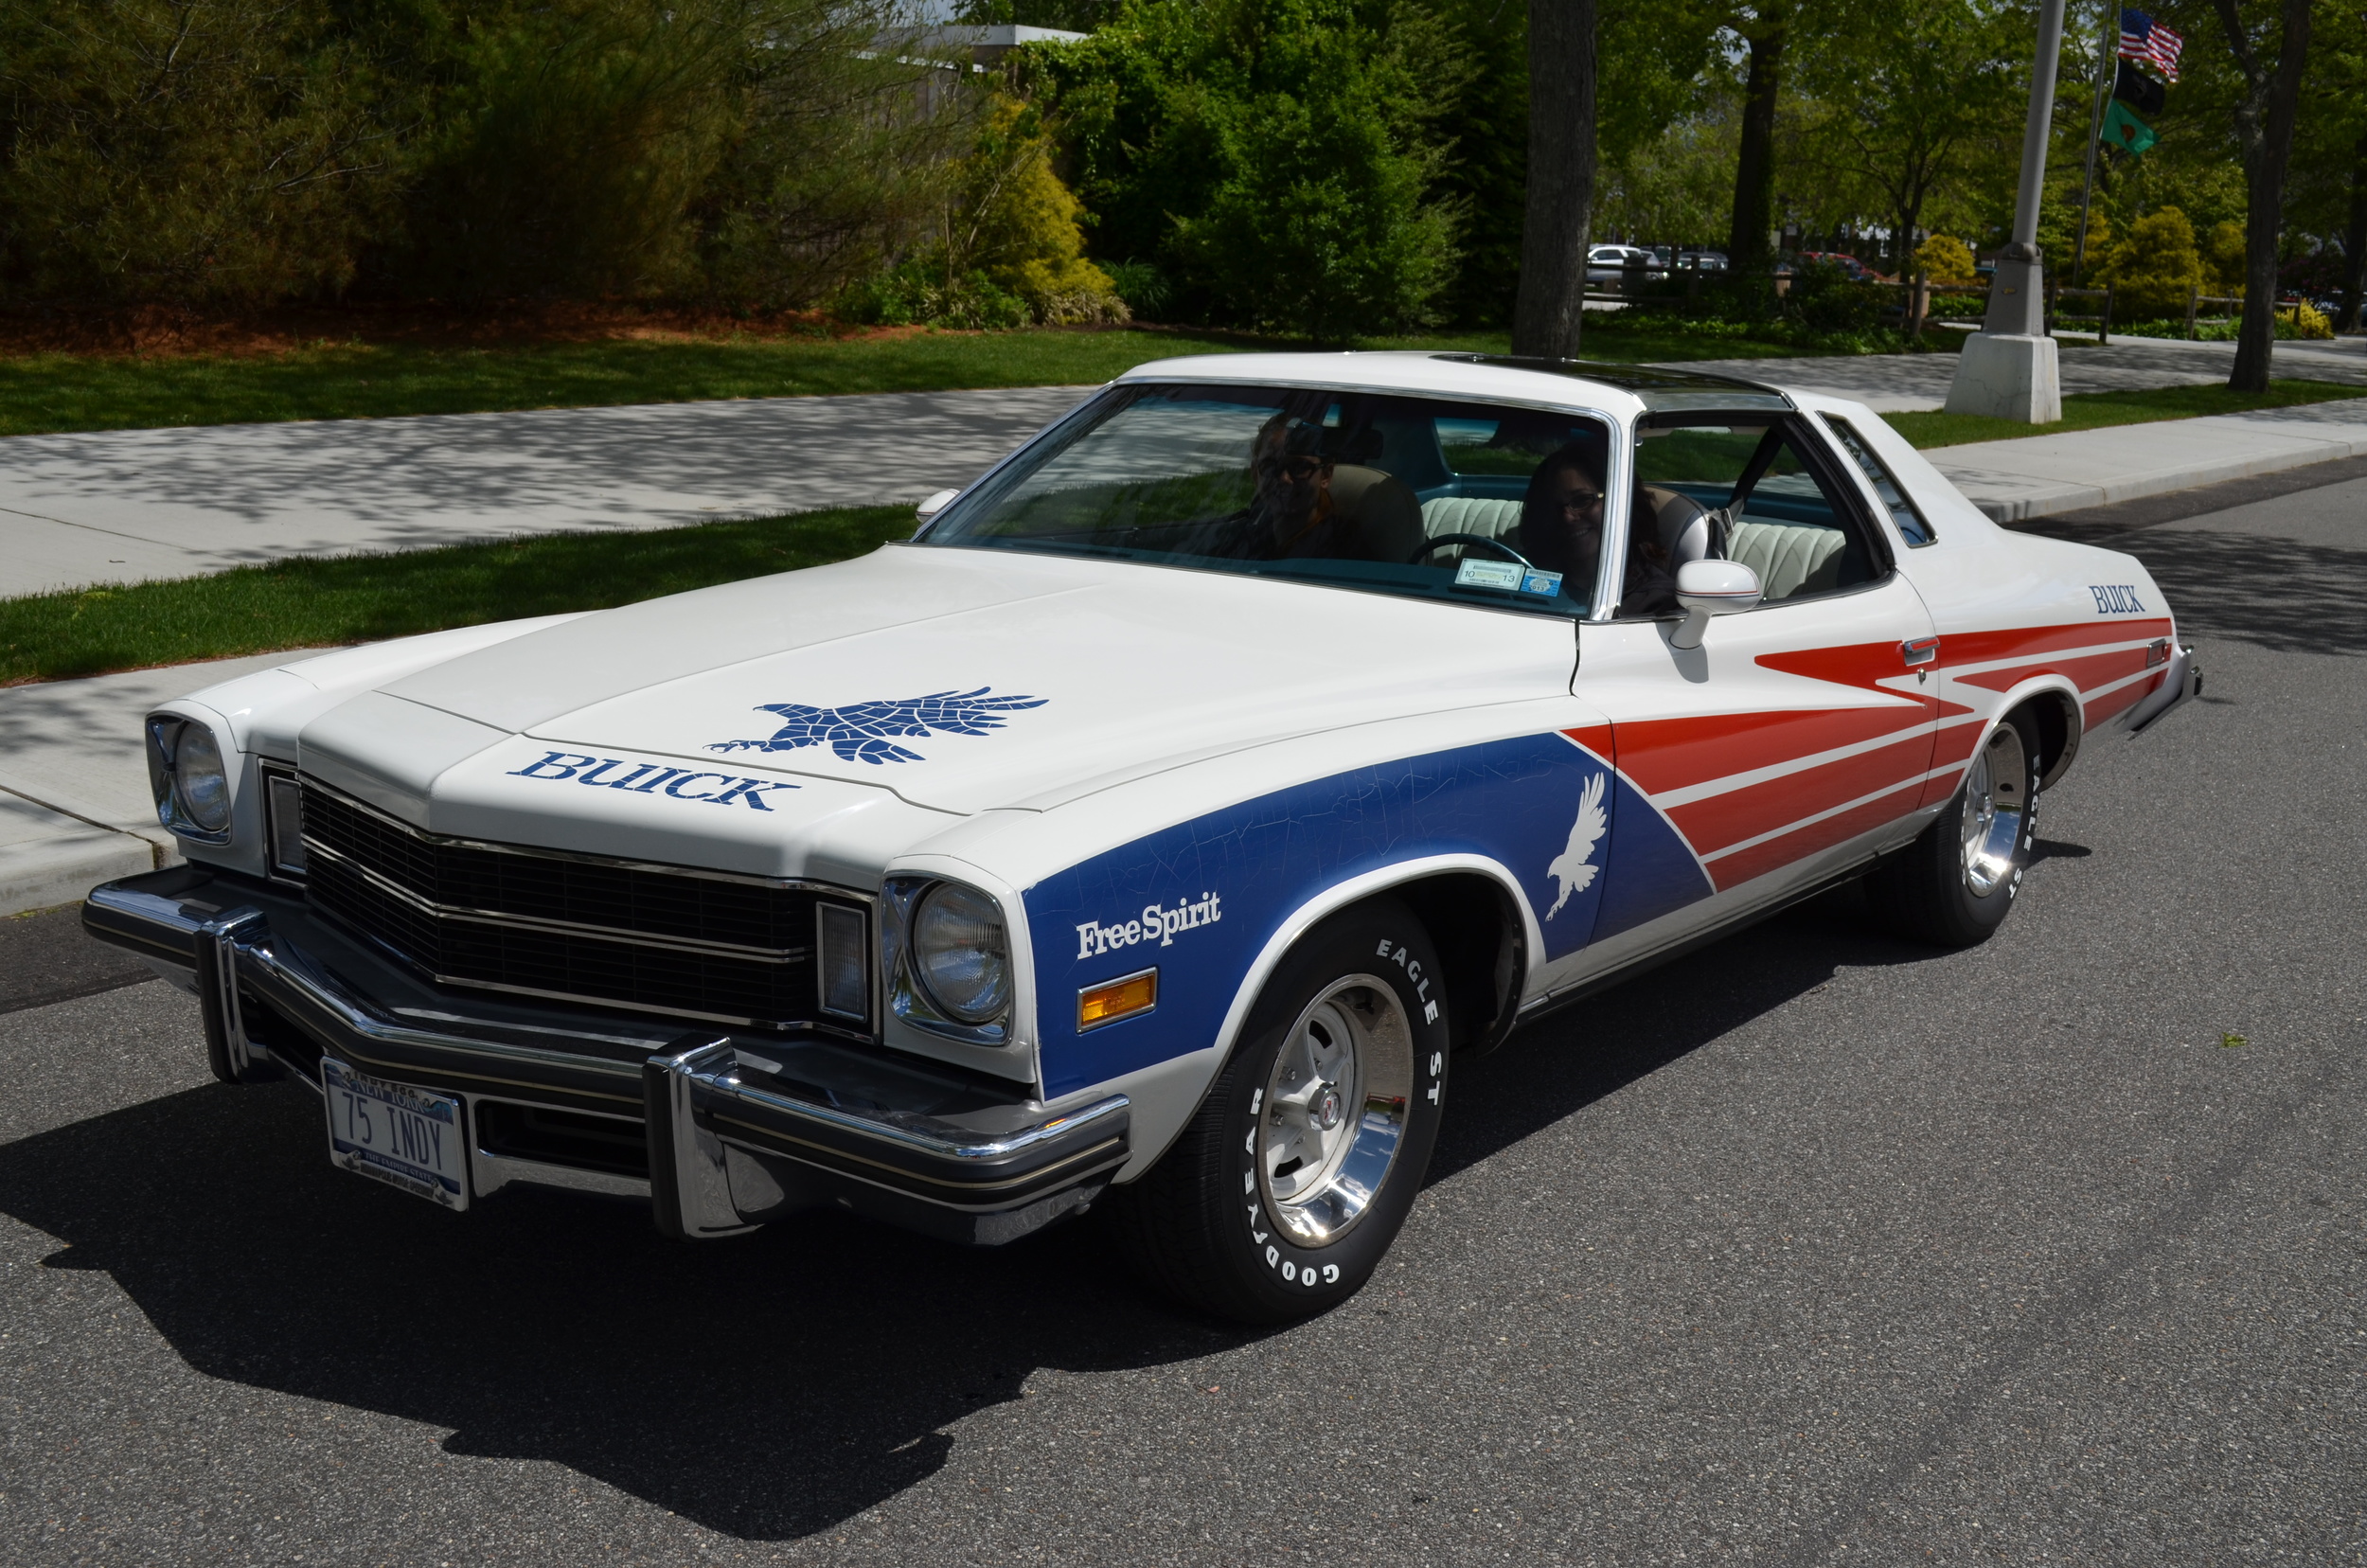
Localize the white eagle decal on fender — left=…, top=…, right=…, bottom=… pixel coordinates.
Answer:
left=1545, top=772, right=1608, bottom=919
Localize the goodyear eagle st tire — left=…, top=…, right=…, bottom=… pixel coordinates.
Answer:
left=1868, top=708, right=2042, bottom=948
left=1108, top=899, right=1450, bottom=1324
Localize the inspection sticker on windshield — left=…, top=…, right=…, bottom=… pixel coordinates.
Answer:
left=1520, top=569, right=1563, bottom=597
left=1454, top=559, right=1523, bottom=591
left=322, top=1058, right=469, bottom=1210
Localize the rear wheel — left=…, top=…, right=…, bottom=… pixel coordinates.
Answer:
left=1867, top=710, right=2042, bottom=947
left=1106, top=899, right=1450, bottom=1324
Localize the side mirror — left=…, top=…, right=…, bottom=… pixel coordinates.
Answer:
left=1669, top=559, right=1762, bottom=650
left=915, top=489, right=960, bottom=527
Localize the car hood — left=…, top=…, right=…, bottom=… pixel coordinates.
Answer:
left=348, top=544, right=1578, bottom=823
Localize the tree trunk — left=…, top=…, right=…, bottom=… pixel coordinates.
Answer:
left=1512, top=0, right=1602, bottom=358
left=2340, top=130, right=2367, bottom=334
left=2216, top=0, right=2313, bottom=392
left=1726, top=14, right=1788, bottom=276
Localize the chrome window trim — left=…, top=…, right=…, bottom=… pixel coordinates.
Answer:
left=917, top=378, right=1628, bottom=623
left=1819, top=411, right=1938, bottom=547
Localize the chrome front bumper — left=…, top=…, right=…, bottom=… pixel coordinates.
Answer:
left=83, top=866, right=1129, bottom=1246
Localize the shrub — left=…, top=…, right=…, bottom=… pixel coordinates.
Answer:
left=1913, top=234, right=1979, bottom=284
left=2203, top=220, right=2248, bottom=296
left=0, top=0, right=392, bottom=306
left=1026, top=0, right=1462, bottom=339
left=0, top=0, right=971, bottom=312
left=1101, top=258, right=1174, bottom=318
left=2096, top=206, right=2206, bottom=320
left=948, top=95, right=1129, bottom=325
left=1782, top=258, right=1883, bottom=333
left=835, top=258, right=1031, bottom=329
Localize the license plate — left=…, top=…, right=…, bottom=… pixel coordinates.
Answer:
left=321, top=1058, right=469, bottom=1210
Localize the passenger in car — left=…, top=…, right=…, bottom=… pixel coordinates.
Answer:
left=1185, top=415, right=1423, bottom=564
left=1516, top=444, right=1678, bottom=616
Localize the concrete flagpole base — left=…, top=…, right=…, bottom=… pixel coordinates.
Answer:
left=1945, top=332, right=2063, bottom=422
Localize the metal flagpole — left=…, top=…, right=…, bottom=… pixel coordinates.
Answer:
left=2073, top=1, right=2119, bottom=287
left=1944, top=0, right=2066, bottom=419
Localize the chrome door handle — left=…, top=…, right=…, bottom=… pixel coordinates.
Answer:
left=1902, top=636, right=1940, bottom=666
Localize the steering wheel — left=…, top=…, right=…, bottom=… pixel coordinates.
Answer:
left=1409, top=532, right=1539, bottom=570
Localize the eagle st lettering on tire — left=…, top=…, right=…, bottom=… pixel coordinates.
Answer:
left=1106, top=898, right=1451, bottom=1324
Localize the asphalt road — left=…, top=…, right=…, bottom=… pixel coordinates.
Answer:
left=2, top=473, right=2362, bottom=1566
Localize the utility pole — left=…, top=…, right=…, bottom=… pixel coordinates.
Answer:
left=1945, top=0, right=2068, bottom=421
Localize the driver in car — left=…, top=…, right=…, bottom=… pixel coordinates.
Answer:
left=1187, top=414, right=1374, bottom=561
left=1516, top=443, right=1679, bottom=617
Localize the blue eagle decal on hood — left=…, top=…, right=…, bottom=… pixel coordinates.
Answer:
left=708, top=687, right=1048, bottom=765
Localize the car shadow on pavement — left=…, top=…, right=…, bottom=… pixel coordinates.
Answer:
left=2116, top=526, right=2367, bottom=658
left=0, top=887, right=1945, bottom=1541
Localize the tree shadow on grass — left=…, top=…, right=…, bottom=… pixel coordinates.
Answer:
left=0, top=885, right=1943, bottom=1541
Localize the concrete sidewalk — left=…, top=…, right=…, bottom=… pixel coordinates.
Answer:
left=8, top=338, right=2367, bottom=597
left=0, top=385, right=1092, bottom=598
left=1929, top=400, right=2367, bottom=522
left=1675, top=333, right=2367, bottom=413
left=1, top=651, right=303, bottom=915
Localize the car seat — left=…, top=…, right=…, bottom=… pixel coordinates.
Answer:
left=1326, top=466, right=1426, bottom=562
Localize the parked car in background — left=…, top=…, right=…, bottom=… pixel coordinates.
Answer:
left=1676, top=250, right=1729, bottom=275
left=1796, top=251, right=1891, bottom=284
left=1586, top=245, right=1659, bottom=286
left=85, top=353, right=2199, bottom=1326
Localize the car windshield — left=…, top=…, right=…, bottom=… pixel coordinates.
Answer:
left=919, top=382, right=1618, bottom=619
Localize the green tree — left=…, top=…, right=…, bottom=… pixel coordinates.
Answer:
left=1914, top=232, right=1980, bottom=282
left=1788, top=0, right=2020, bottom=274
left=2096, top=204, right=2208, bottom=315
left=0, top=0, right=394, bottom=306
left=1026, top=0, right=1464, bottom=338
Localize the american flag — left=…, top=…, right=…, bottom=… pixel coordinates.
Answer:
left=2118, top=10, right=2184, bottom=83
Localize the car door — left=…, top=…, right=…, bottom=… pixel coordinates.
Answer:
left=1571, top=411, right=1941, bottom=953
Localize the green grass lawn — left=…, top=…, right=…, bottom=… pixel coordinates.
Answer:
left=0, top=330, right=1254, bottom=438
left=1887, top=379, right=2367, bottom=448
left=0, top=507, right=914, bottom=684
left=0, top=319, right=1868, bottom=439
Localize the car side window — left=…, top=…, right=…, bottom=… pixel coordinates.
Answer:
left=1821, top=414, right=1936, bottom=546
left=1626, top=415, right=1889, bottom=611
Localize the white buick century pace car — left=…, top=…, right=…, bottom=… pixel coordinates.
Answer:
left=84, top=353, right=2198, bottom=1322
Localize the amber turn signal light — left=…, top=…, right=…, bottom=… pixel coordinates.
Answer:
left=1077, top=969, right=1156, bottom=1031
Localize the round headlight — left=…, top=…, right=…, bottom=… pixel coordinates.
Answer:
left=911, top=882, right=1010, bottom=1025
left=172, top=723, right=232, bottom=833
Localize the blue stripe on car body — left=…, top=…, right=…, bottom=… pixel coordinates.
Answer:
left=1023, top=733, right=1713, bottom=1098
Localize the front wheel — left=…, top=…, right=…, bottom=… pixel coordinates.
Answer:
left=1106, top=899, right=1450, bottom=1324
left=1866, top=710, right=2041, bottom=947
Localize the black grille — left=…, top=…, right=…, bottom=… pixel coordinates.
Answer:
left=301, top=779, right=865, bottom=1031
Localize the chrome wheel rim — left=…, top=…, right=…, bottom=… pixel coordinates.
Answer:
left=1256, top=975, right=1414, bottom=1247
left=1960, top=724, right=2030, bottom=898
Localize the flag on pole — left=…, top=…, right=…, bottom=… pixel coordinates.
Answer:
left=2113, top=59, right=2166, bottom=117
left=2101, top=98, right=2158, bottom=156
left=2118, top=10, right=2185, bottom=83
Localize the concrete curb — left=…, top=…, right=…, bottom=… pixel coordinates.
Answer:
left=0, top=791, right=167, bottom=918
left=1931, top=409, right=2367, bottom=524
